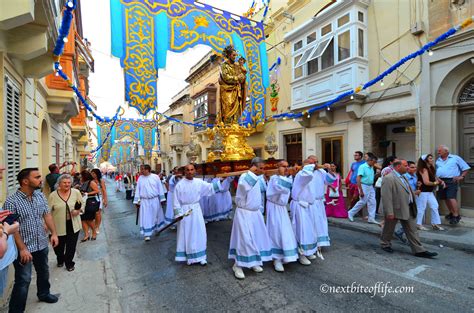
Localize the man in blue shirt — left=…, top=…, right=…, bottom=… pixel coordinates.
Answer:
left=348, top=155, right=379, bottom=225
left=436, top=145, right=471, bottom=224
left=348, top=151, right=365, bottom=208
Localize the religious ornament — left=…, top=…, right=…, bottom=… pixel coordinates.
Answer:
left=269, top=79, right=280, bottom=112
left=264, top=132, right=278, bottom=158
left=186, top=135, right=201, bottom=163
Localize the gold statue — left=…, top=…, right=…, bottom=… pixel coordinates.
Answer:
left=219, top=45, right=246, bottom=124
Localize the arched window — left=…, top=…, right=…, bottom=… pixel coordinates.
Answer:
left=458, top=78, right=474, bottom=104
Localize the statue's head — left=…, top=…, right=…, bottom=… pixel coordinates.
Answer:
left=223, top=45, right=237, bottom=62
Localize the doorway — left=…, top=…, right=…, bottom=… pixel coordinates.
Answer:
left=460, top=109, right=474, bottom=209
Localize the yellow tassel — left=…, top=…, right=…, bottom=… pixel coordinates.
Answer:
left=355, top=86, right=362, bottom=93
left=52, top=54, right=60, bottom=62
left=460, top=16, right=473, bottom=29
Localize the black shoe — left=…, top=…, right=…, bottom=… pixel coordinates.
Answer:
left=57, top=263, right=64, bottom=268
left=382, top=246, right=394, bottom=253
left=445, top=213, right=453, bottom=220
left=415, top=251, right=438, bottom=258
left=454, top=215, right=461, bottom=224
left=38, top=294, right=59, bottom=303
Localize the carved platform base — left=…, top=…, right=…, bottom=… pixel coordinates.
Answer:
left=207, top=123, right=255, bottom=162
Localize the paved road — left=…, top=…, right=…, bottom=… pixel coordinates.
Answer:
left=98, top=181, right=474, bottom=313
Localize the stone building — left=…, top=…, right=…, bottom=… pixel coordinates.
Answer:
left=159, top=86, right=193, bottom=172
left=0, top=0, right=94, bottom=202
left=262, top=0, right=473, bottom=214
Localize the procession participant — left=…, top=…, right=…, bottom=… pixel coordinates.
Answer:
left=201, top=177, right=214, bottom=223
left=289, top=160, right=316, bottom=266
left=229, top=158, right=272, bottom=279
left=207, top=176, right=233, bottom=222
left=173, top=164, right=221, bottom=265
left=165, top=167, right=181, bottom=226
left=266, top=160, right=298, bottom=272
left=307, top=155, right=336, bottom=260
left=258, top=174, right=267, bottom=215
left=133, top=165, right=166, bottom=241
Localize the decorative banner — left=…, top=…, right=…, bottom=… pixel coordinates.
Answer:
left=110, top=0, right=269, bottom=124
left=97, top=118, right=158, bottom=162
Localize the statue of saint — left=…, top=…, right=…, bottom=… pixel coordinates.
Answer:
left=219, top=45, right=246, bottom=124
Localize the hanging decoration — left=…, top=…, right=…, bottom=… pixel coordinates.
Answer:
left=269, top=57, right=281, bottom=112
left=110, top=0, right=269, bottom=125
left=97, top=118, right=159, bottom=162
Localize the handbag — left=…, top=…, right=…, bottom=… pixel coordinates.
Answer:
left=328, top=177, right=340, bottom=198
left=375, top=176, right=383, bottom=188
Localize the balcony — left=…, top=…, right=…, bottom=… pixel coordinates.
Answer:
left=38, top=79, right=80, bottom=123
left=75, top=31, right=94, bottom=77
left=70, top=108, right=87, bottom=140
left=170, top=132, right=184, bottom=147
left=0, top=0, right=60, bottom=78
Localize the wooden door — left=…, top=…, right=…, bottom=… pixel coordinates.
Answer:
left=460, top=110, right=474, bottom=209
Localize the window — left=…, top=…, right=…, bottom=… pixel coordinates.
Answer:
left=294, top=54, right=303, bottom=79
left=194, top=93, right=208, bottom=119
left=294, top=40, right=303, bottom=51
left=321, top=23, right=332, bottom=36
left=307, top=32, right=316, bottom=44
left=4, top=75, right=21, bottom=195
left=338, top=30, right=350, bottom=61
left=307, top=58, right=318, bottom=75
left=284, top=133, right=303, bottom=166
left=337, top=14, right=349, bottom=27
left=358, top=29, right=364, bottom=57
left=321, top=38, right=334, bottom=70
left=358, top=11, right=364, bottom=22
left=295, top=48, right=314, bottom=68
left=308, top=37, right=333, bottom=61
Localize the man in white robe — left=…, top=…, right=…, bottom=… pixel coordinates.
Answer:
left=266, top=160, right=298, bottom=272
left=290, top=161, right=316, bottom=265
left=207, top=176, right=233, bottom=222
left=133, top=165, right=166, bottom=241
left=173, top=164, right=221, bottom=265
left=258, top=175, right=267, bottom=215
left=308, top=155, right=336, bottom=260
left=229, top=158, right=272, bottom=279
left=200, top=177, right=213, bottom=223
left=165, top=168, right=182, bottom=226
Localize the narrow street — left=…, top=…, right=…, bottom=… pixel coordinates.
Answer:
left=98, top=181, right=473, bottom=312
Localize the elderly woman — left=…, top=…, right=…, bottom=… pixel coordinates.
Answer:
left=48, top=174, right=83, bottom=271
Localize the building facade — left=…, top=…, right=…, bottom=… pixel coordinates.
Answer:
left=0, top=0, right=94, bottom=202
left=262, top=0, right=473, bottom=214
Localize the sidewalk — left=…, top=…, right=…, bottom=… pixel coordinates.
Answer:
left=328, top=215, right=474, bottom=253
left=3, top=225, right=122, bottom=312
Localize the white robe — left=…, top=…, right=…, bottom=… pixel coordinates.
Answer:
left=290, top=164, right=318, bottom=256
left=165, top=175, right=179, bottom=224
left=200, top=177, right=213, bottom=222
left=266, top=175, right=298, bottom=263
left=229, top=171, right=272, bottom=268
left=133, top=174, right=166, bottom=237
left=207, top=177, right=233, bottom=221
left=312, top=169, right=336, bottom=247
left=258, top=175, right=267, bottom=214
left=173, top=178, right=221, bottom=264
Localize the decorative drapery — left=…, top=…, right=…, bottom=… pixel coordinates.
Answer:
left=97, top=118, right=158, bottom=162
left=110, top=0, right=268, bottom=124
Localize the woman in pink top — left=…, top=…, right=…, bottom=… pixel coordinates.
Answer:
left=325, top=163, right=348, bottom=218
